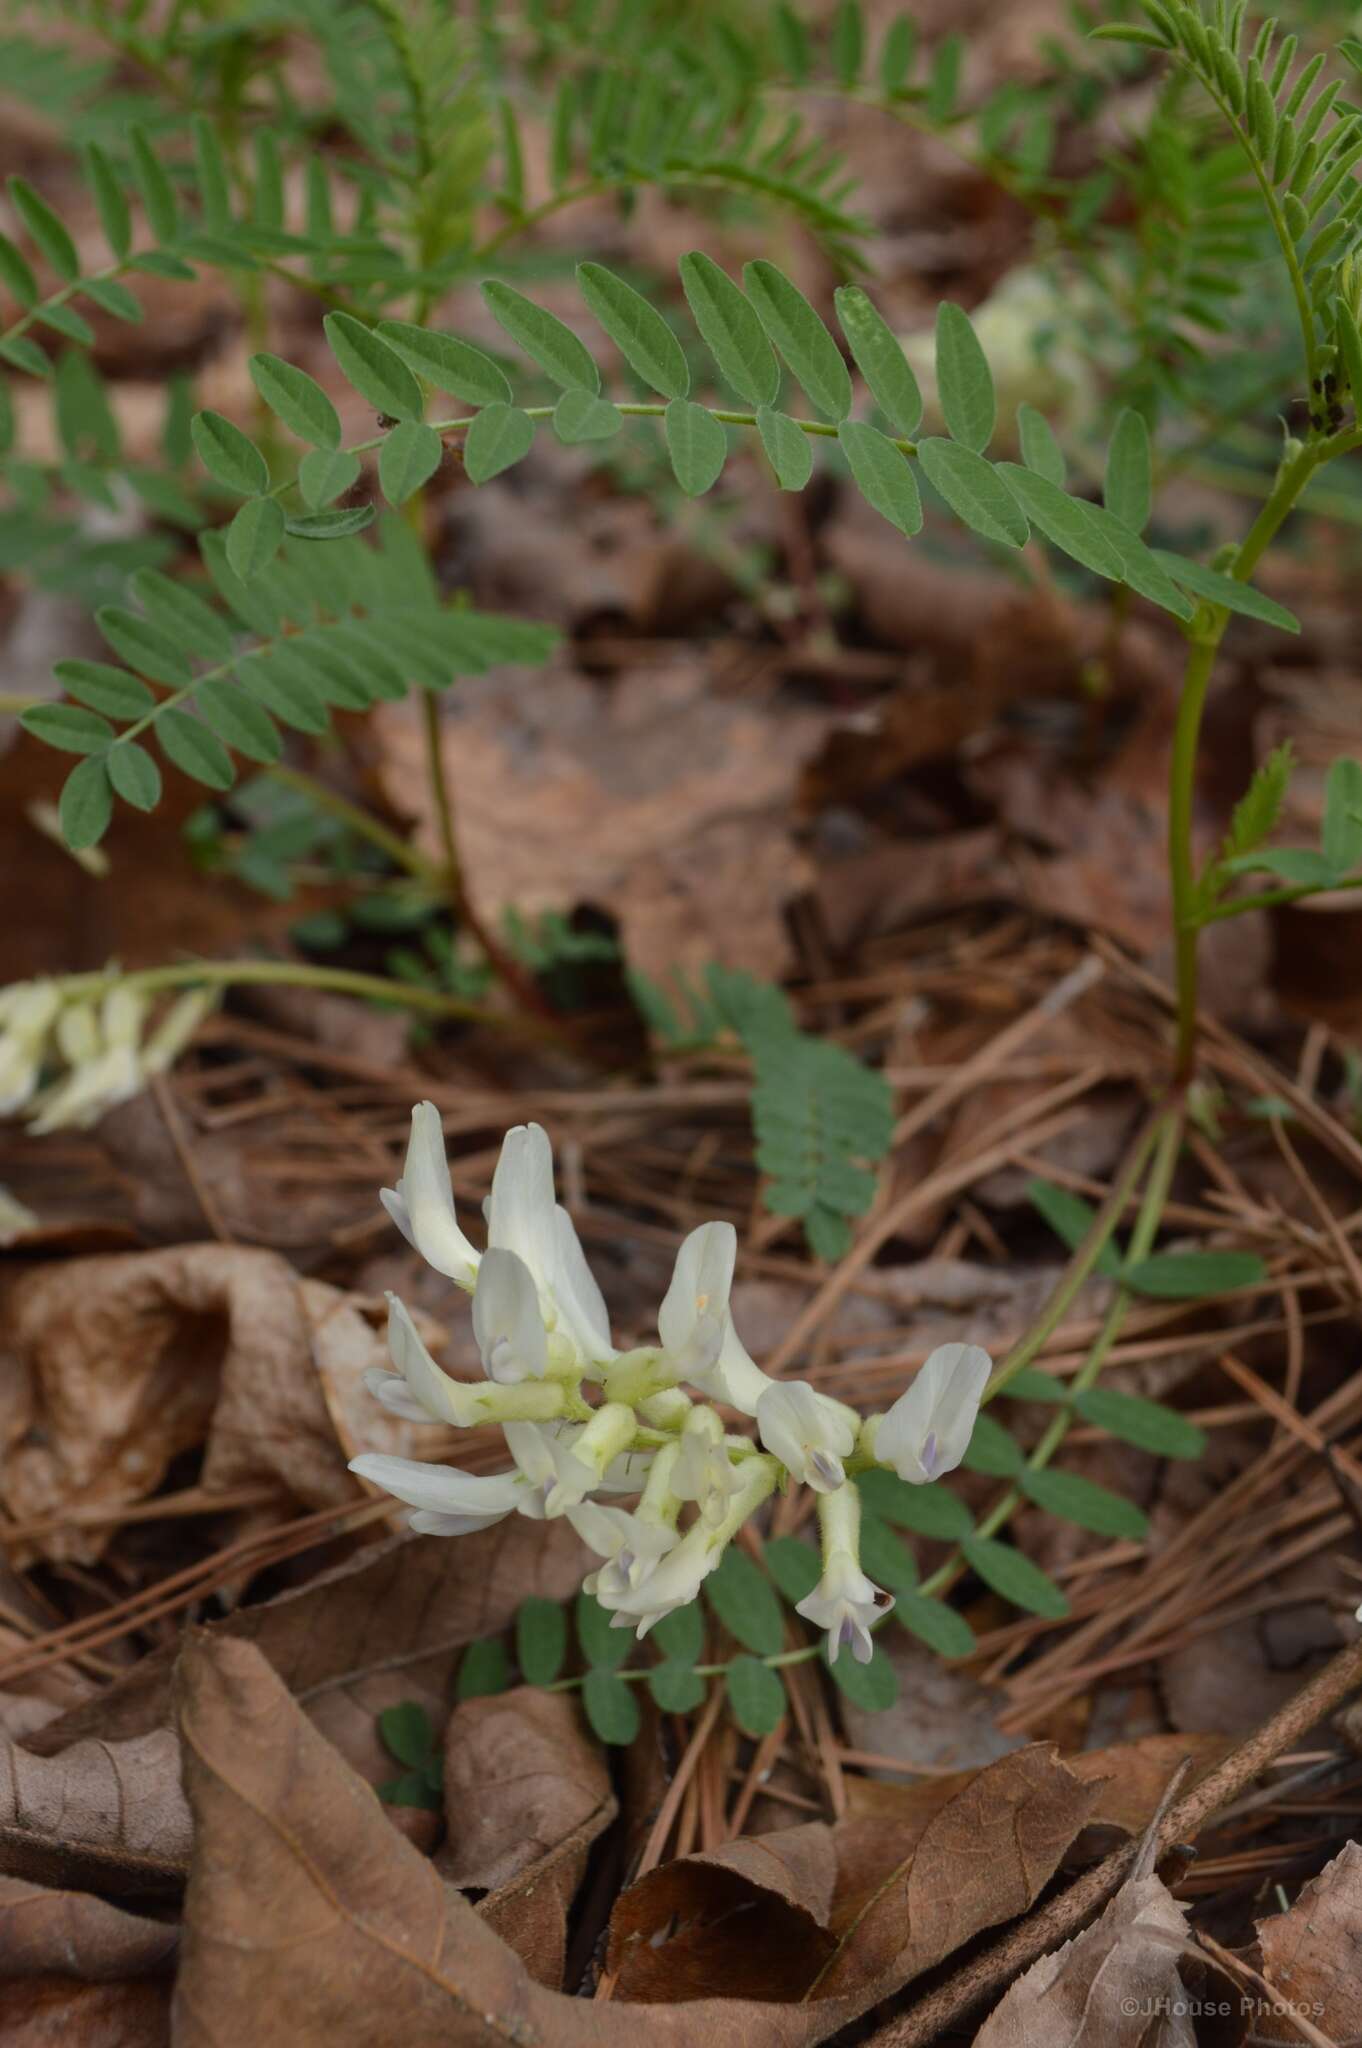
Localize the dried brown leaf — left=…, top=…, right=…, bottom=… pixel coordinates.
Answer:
left=0, top=1874, right=177, bottom=1981
left=970, top=1872, right=1194, bottom=2047
left=0, top=1975, right=172, bottom=2046
left=1254, top=1839, right=1362, bottom=2041
left=0, top=1729, right=190, bottom=1897
left=440, top=1688, right=615, bottom=1987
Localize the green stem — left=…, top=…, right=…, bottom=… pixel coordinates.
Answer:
left=54, top=956, right=516, bottom=1025
left=264, top=762, right=439, bottom=881
left=1201, top=870, right=1362, bottom=921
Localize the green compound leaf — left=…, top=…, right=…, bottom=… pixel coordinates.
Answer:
left=482, top=279, right=599, bottom=393
left=757, top=406, right=814, bottom=490
left=917, top=439, right=1028, bottom=548
left=1123, top=1250, right=1264, bottom=1299
left=552, top=389, right=622, bottom=444
left=191, top=410, right=269, bottom=497
left=935, top=302, right=995, bottom=453
left=516, top=1596, right=568, bottom=1686
left=1151, top=554, right=1300, bottom=634
left=651, top=1599, right=704, bottom=1665
left=994, top=466, right=1124, bottom=579
left=59, top=756, right=113, bottom=850
left=195, top=678, right=282, bottom=765
left=376, top=321, right=512, bottom=407
left=1020, top=1467, right=1149, bottom=1541
left=21, top=703, right=116, bottom=755
left=129, top=572, right=234, bottom=663
left=1027, top=1178, right=1124, bottom=1278
left=762, top=1535, right=822, bottom=1605
left=649, top=1661, right=706, bottom=1713
left=157, top=707, right=235, bottom=792
left=1104, top=408, right=1153, bottom=533
left=679, top=250, right=779, bottom=407
left=838, top=420, right=922, bottom=536
left=378, top=421, right=444, bottom=506
left=378, top=1701, right=435, bottom=1769
left=744, top=260, right=852, bottom=421
left=897, top=1593, right=976, bottom=1659
left=705, top=1545, right=786, bottom=1656
left=298, top=448, right=361, bottom=509
left=834, top=284, right=922, bottom=436
left=962, top=1535, right=1069, bottom=1619
left=856, top=1467, right=973, bottom=1540
left=664, top=397, right=728, bottom=497
left=463, top=403, right=536, bottom=485
left=1017, top=404, right=1067, bottom=486
left=248, top=354, right=341, bottom=449
left=1087, top=511, right=1195, bottom=621
left=583, top=1669, right=641, bottom=1746
left=1324, top=757, right=1362, bottom=875
left=825, top=1640, right=899, bottom=1710
left=324, top=312, right=423, bottom=421
left=106, top=742, right=161, bottom=813
left=1075, top=1387, right=1206, bottom=1461
left=961, top=1413, right=1025, bottom=1477
left=456, top=1637, right=512, bottom=1701
left=226, top=497, right=285, bottom=582
left=857, top=1513, right=918, bottom=1593
left=1223, top=846, right=1337, bottom=887
left=576, top=1589, right=631, bottom=1671
left=577, top=262, right=689, bottom=399
left=725, top=1655, right=787, bottom=1735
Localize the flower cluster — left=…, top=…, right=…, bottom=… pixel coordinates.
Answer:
left=351, top=1106, right=992, bottom=1665
left=0, top=979, right=215, bottom=1133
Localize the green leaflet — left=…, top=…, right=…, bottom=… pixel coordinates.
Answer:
left=1019, top=1468, right=1149, bottom=1540
left=378, top=421, right=444, bottom=505
left=1122, top=1249, right=1264, bottom=1298
left=935, top=302, right=995, bottom=452
left=376, top=321, right=512, bottom=407
left=195, top=677, right=283, bottom=764
left=826, top=1641, right=898, bottom=1709
left=20, top=704, right=114, bottom=755
left=664, top=397, right=728, bottom=496
left=576, top=1590, right=630, bottom=1670
left=1151, top=553, right=1300, bottom=632
left=515, top=1597, right=567, bottom=1686
left=226, top=498, right=285, bottom=581
left=744, top=259, right=852, bottom=420
left=8, top=175, right=78, bottom=281
left=679, top=250, right=779, bottom=407
left=324, top=313, right=424, bottom=421
left=59, top=757, right=112, bottom=850
left=157, top=706, right=235, bottom=791
left=838, top=420, right=922, bottom=535
left=130, top=572, right=234, bottom=663
left=757, top=406, right=814, bottom=490
left=1017, top=403, right=1066, bottom=485
left=582, top=1669, right=640, bottom=1745
left=762, top=1536, right=822, bottom=1604
left=577, top=262, right=689, bottom=399
left=249, top=355, right=341, bottom=449
left=1324, top=757, right=1362, bottom=874
left=482, top=279, right=600, bottom=392
left=725, top=1656, right=787, bottom=1735
left=286, top=504, right=374, bottom=540
left=107, top=743, right=161, bottom=813
left=897, top=1595, right=975, bottom=1659
left=856, top=1466, right=973, bottom=1539
left=651, top=1600, right=704, bottom=1665
left=1075, top=1387, right=1206, bottom=1460
left=994, top=465, right=1124, bottom=578
left=298, top=448, right=362, bottom=509
left=54, top=660, right=154, bottom=721
left=650, top=1662, right=706, bottom=1713
left=97, top=607, right=190, bottom=687
left=552, top=390, right=622, bottom=443
left=192, top=411, right=269, bottom=498
left=705, top=1546, right=785, bottom=1655
left=1104, top=408, right=1153, bottom=532
left=962, top=1535, right=1069, bottom=1619
left=834, top=284, right=922, bottom=436
left=456, top=1639, right=511, bottom=1701
left=917, top=438, right=1028, bottom=548
left=463, top=404, right=536, bottom=485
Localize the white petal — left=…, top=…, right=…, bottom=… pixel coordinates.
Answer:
left=362, top=1366, right=434, bottom=1424
left=471, top=1246, right=548, bottom=1382
left=408, top=1507, right=513, bottom=1536
left=387, top=1293, right=478, bottom=1424
left=551, top=1206, right=615, bottom=1361
left=658, top=1221, right=735, bottom=1352
left=348, top=1452, right=524, bottom=1517
left=877, top=1342, right=991, bottom=1484
left=486, top=1123, right=558, bottom=1289
left=388, top=1101, right=480, bottom=1286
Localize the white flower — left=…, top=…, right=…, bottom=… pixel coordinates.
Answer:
left=657, top=1221, right=772, bottom=1413
left=756, top=1379, right=858, bottom=1493
left=600, top=1454, right=779, bottom=1638
left=549, top=1204, right=615, bottom=1366
left=501, top=1403, right=637, bottom=1519
left=381, top=1101, right=480, bottom=1290
left=471, top=1247, right=547, bottom=1383
left=0, top=982, right=60, bottom=1116
left=568, top=1498, right=679, bottom=1603
left=141, top=986, right=217, bottom=1074
left=795, top=1483, right=889, bottom=1664
left=366, top=1294, right=564, bottom=1428
left=27, top=988, right=146, bottom=1134
left=347, top=1452, right=529, bottom=1535
left=485, top=1124, right=614, bottom=1368
left=873, top=1343, right=991, bottom=1485
left=672, top=1404, right=742, bottom=1527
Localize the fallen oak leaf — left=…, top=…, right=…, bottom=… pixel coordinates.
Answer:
left=0, top=1874, right=177, bottom=1980
left=0, top=1976, right=172, bottom=2046
left=0, top=1728, right=190, bottom=1899
left=440, top=1687, right=616, bottom=1989
left=1253, top=1839, right=1362, bottom=2043
left=606, top=1825, right=840, bottom=2003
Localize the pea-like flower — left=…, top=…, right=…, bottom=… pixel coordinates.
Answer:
left=870, top=1343, right=992, bottom=1485
left=795, top=1483, right=890, bottom=1664
left=380, top=1100, right=480, bottom=1290
left=568, top=1498, right=680, bottom=1604
left=599, top=1456, right=779, bottom=1637
left=756, top=1379, right=858, bottom=1493
left=346, top=1454, right=531, bottom=1536
left=672, top=1405, right=743, bottom=1527
left=365, top=1293, right=565, bottom=1429
left=0, top=982, right=60, bottom=1117
left=657, top=1220, right=772, bottom=1413
left=471, top=1246, right=548, bottom=1384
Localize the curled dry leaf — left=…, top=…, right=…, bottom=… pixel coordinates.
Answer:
left=171, top=1634, right=1107, bottom=2047
left=0, top=1873, right=177, bottom=1980
left=971, top=1872, right=1194, bottom=2047
left=0, top=1245, right=444, bottom=1564
left=1254, top=1839, right=1362, bottom=2042
left=441, top=1687, right=615, bottom=1988
left=0, top=1728, right=191, bottom=1898
left=607, top=1825, right=840, bottom=2003
left=0, top=1976, right=172, bottom=2047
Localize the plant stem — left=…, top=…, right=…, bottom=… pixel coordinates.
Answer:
left=53, top=956, right=547, bottom=1032
left=264, top=763, right=439, bottom=881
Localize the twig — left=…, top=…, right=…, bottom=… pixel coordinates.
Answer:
left=871, top=1635, right=1362, bottom=2046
